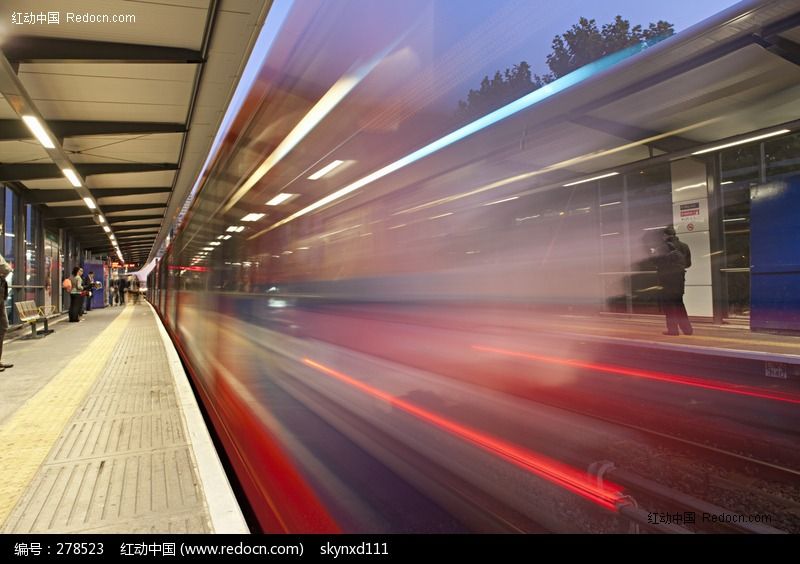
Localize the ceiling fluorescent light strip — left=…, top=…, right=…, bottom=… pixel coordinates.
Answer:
left=308, top=160, right=345, bottom=180
left=265, top=193, right=295, bottom=206
left=63, top=169, right=82, bottom=187
left=563, top=172, right=619, bottom=187
left=22, top=115, right=55, bottom=149
left=691, top=129, right=790, bottom=155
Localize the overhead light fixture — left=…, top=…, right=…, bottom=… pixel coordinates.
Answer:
left=209, top=242, right=221, bottom=246
left=202, top=247, right=214, bottom=251
left=563, top=172, right=619, bottom=187
left=242, top=213, right=266, bottom=222
left=63, top=169, right=82, bottom=187
left=99, top=215, right=106, bottom=223
left=308, top=160, right=345, bottom=180
left=22, top=115, right=55, bottom=149
left=226, top=225, right=245, bottom=232
left=691, top=129, right=790, bottom=155
left=265, top=193, right=296, bottom=206
left=84, top=197, right=97, bottom=209
left=103, top=225, right=111, bottom=232
left=222, top=235, right=231, bottom=240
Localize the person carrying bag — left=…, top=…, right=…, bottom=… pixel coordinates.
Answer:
left=69, top=266, right=84, bottom=322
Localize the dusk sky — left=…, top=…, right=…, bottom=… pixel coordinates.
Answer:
left=249, top=1, right=745, bottom=88
left=435, top=0, right=744, bottom=84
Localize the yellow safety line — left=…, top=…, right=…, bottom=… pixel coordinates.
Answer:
left=0, top=306, right=135, bottom=527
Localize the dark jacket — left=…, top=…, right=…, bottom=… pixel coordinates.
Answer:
left=656, top=235, right=691, bottom=296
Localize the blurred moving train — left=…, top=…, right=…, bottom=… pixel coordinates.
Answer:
left=148, top=0, right=800, bottom=532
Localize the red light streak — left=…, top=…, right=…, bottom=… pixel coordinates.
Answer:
left=472, top=345, right=800, bottom=405
left=302, top=358, right=625, bottom=511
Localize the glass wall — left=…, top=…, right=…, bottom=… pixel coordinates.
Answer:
left=599, top=164, right=673, bottom=315
left=719, top=145, right=759, bottom=318
left=599, top=175, right=627, bottom=312
left=4, top=188, right=17, bottom=323
left=44, top=230, right=60, bottom=311
left=764, top=133, right=800, bottom=180
left=25, top=204, right=43, bottom=303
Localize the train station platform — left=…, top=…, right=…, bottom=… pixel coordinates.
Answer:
left=305, top=304, right=800, bottom=382
left=0, top=302, right=247, bottom=534
left=534, top=313, right=800, bottom=365
left=534, top=312, right=800, bottom=382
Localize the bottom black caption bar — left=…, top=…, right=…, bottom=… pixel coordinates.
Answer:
left=0, top=535, right=789, bottom=561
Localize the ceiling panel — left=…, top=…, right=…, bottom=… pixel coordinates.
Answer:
left=0, top=95, right=17, bottom=119
left=64, top=132, right=182, bottom=153
left=21, top=71, right=194, bottom=107
left=107, top=208, right=166, bottom=217
left=0, top=140, right=50, bottom=163
left=98, top=193, right=171, bottom=205
left=85, top=170, right=176, bottom=188
left=22, top=178, right=76, bottom=189
left=32, top=100, right=189, bottom=123
left=18, top=62, right=198, bottom=83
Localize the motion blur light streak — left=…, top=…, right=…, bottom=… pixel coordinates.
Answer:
left=248, top=42, right=651, bottom=241
left=224, top=73, right=361, bottom=212
left=302, top=358, right=626, bottom=511
left=472, top=345, right=800, bottom=405
left=562, top=171, right=619, bottom=187
left=213, top=370, right=341, bottom=533
left=391, top=117, right=718, bottom=218
left=223, top=47, right=396, bottom=214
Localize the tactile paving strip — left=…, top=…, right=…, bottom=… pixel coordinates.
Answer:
left=1, top=306, right=212, bottom=533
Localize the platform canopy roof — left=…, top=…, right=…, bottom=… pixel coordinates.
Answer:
left=0, top=0, right=272, bottom=266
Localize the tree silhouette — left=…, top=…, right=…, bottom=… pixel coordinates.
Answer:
left=547, top=16, right=673, bottom=78
left=455, top=62, right=549, bottom=122
left=456, top=16, right=674, bottom=122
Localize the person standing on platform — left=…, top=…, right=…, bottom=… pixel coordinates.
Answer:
left=110, top=276, right=119, bottom=306
left=85, top=271, right=96, bottom=312
left=69, top=266, right=84, bottom=322
left=653, top=226, right=693, bottom=336
left=0, top=253, right=14, bottom=371
left=119, top=275, right=127, bottom=305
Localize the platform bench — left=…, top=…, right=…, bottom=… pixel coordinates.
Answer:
left=15, top=301, right=56, bottom=338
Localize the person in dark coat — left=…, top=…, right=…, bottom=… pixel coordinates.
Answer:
left=69, top=266, right=84, bottom=322
left=84, top=271, right=96, bottom=312
left=653, top=226, right=693, bottom=335
left=118, top=276, right=127, bottom=305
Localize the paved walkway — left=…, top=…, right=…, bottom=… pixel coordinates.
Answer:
left=0, top=302, right=247, bottom=533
